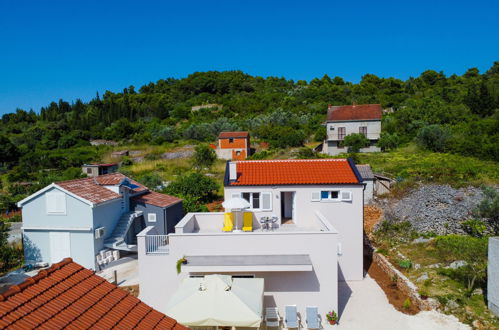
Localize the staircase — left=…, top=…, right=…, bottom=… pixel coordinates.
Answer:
left=104, top=211, right=143, bottom=252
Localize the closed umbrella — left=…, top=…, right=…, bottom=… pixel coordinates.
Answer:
left=166, top=274, right=264, bottom=327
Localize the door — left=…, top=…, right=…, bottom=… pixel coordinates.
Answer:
left=281, top=192, right=296, bottom=224
left=50, top=232, right=71, bottom=264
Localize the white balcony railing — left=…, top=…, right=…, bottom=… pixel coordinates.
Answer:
left=145, top=235, right=169, bottom=254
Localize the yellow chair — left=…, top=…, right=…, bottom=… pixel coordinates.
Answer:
left=223, top=212, right=234, bottom=232
left=242, top=212, right=253, bottom=232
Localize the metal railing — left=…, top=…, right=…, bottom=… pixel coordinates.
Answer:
left=145, top=235, right=169, bottom=254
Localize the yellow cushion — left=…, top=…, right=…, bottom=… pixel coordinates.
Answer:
left=223, top=212, right=234, bottom=232
left=242, top=212, right=253, bottom=232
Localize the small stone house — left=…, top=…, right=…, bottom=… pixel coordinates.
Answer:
left=82, top=163, right=119, bottom=177
left=215, top=131, right=250, bottom=160
left=323, top=104, right=382, bottom=155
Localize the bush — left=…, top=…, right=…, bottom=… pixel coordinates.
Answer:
left=138, top=173, right=163, bottom=190
left=193, top=144, right=217, bottom=168
left=473, top=186, right=499, bottom=233
left=461, top=219, right=487, bottom=237
left=377, top=132, right=400, bottom=151
left=416, top=124, right=451, bottom=152
left=247, top=150, right=273, bottom=160
left=294, top=147, right=319, bottom=159
left=165, top=172, right=219, bottom=203
left=152, top=126, right=177, bottom=144
left=343, top=133, right=369, bottom=152
left=398, top=259, right=412, bottom=269
left=403, top=298, right=411, bottom=309
left=314, top=125, right=327, bottom=142
left=121, top=156, right=133, bottom=166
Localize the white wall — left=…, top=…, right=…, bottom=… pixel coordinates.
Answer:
left=138, top=227, right=338, bottom=328
left=224, top=184, right=364, bottom=280
left=326, top=120, right=381, bottom=141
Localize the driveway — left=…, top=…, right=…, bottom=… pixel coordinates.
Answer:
left=338, top=275, right=470, bottom=330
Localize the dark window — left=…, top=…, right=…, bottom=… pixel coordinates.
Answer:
left=232, top=275, right=255, bottom=278
left=321, top=191, right=340, bottom=200
left=338, top=127, right=346, bottom=140
left=86, top=168, right=92, bottom=174
left=252, top=193, right=260, bottom=209
left=229, top=138, right=234, bottom=143
left=359, top=126, right=367, bottom=137
left=236, top=151, right=241, bottom=156
left=242, top=193, right=250, bottom=202
left=330, top=191, right=339, bottom=199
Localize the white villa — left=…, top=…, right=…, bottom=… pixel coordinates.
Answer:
left=323, top=104, right=382, bottom=155
left=138, top=159, right=365, bottom=328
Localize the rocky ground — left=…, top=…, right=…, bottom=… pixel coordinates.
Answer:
left=377, top=184, right=491, bottom=235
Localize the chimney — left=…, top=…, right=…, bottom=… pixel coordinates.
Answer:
left=229, top=162, right=237, bottom=181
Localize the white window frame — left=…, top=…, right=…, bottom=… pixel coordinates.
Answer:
left=320, top=190, right=340, bottom=201
left=46, top=191, right=67, bottom=215
left=241, top=191, right=272, bottom=211
left=313, top=190, right=353, bottom=202
left=148, top=213, right=157, bottom=222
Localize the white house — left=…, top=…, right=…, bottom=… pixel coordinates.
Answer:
left=323, top=104, right=382, bottom=155
left=137, top=159, right=364, bottom=328
left=18, top=173, right=183, bottom=270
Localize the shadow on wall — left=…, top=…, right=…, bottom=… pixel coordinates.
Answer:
left=338, top=280, right=353, bottom=318
left=23, top=236, right=42, bottom=264
left=264, top=271, right=320, bottom=292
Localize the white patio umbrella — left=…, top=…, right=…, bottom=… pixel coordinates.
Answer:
left=166, top=274, right=264, bottom=328
left=222, top=197, right=251, bottom=231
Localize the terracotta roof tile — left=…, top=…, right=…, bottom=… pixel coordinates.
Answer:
left=327, top=104, right=382, bottom=121
left=56, top=173, right=147, bottom=205
left=219, top=131, right=249, bottom=139
left=132, top=191, right=182, bottom=208
left=0, top=258, right=186, bottom=330
left=228, top=159, right=360, bottom=186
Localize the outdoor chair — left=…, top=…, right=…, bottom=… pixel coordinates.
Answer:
left=242, top=212, right=253, bottom=232
left=265, top=307, right=280, bottom=327
left=285, top=305, right=300, bottom=328
left=222, top=212, right=234, bottom=232
left=305, top=306, right=320, bottom=329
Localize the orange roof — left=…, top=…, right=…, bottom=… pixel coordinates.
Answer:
left=132, top=191, right=182, bottom=208
left=57, top=173, right=147, bottom=205
left=0, top=258, right=187, bottom=329
left=327, top=104, right=382, bottom=121
left=227, top=159, right=360, bottom=186
left=219, top=131, right=249, bottom=139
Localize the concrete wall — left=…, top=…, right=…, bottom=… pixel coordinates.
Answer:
left=225, top=184, right=364, bottom=280
left=138, top=226, right=338, bottom=328
left=92, top=199, right=123, bottom=259
left=488, top=237, right=499, bottom=316
left=364, top=179, right=374, bottom=204
left=165, top=202, right=184, bottom=234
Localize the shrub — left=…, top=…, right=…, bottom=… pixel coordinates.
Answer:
left=121, top=156, right=133, bottom=166
left=473, top=186, right=499, bottom=233
left=398, top=259, right=412, bottom=269
left=416, top=124, right=451, bottom=152
left=193, top=144, right=217, bottom=168
left=403, top=298, right=411, bottom=309
left=461, top=219, right=487, bottom=237
left=247, top=150, right=273, bottom=160
left=314, top=125, right=327, bottom=142
left=343, top=133, right=369, bottom=153
left=138, top=173, right=163, bottom=190
left=294, top=147, right=319, bottom=159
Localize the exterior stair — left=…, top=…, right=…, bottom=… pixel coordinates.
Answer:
left=104, top=211, right=143, bottom=251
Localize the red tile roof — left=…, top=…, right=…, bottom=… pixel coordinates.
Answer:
left=57, top=173, right=147, bottom=205
left=132, top=191, right=182, bottom=208
left=327, top=104, right=382, bottom=121
left=228, top=159, right=360, bottom=186
left=0, top=258, right=187, bottom=330
left=219, top=131, right=249, bottom=139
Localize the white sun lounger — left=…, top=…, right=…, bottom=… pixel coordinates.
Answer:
left=306, top=306, right=320, bottom=329
left=265, top=307, right=280, bottom=327
left=285, top=305, right=300, bottom=328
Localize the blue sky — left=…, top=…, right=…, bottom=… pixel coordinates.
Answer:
left=0, top=0, right=498, bottom=115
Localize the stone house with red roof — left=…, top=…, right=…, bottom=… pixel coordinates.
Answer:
left=215, top=131, right=251, bottom=160
left=0, top=258, right=187, bottom=329
left=323, top=104, right=382, bottom=155
left=17, top=173, right=183, bottom=271
left=138, top=158, right=364, bottom=326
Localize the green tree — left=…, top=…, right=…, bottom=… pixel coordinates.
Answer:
left=165, top=172, right=219, bottom=203
left=193, top=144, right=217, bottom=168
left=377, top=132, right=400, bottom=151
left=0, top=135, right=19, bottom=165
left=343, top=133, right=369, bottom=152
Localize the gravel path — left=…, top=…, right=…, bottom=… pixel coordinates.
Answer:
left=339, top=276, right=469, bottom=330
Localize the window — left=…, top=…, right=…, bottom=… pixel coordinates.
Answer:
left=338, top=127, right=346, bottom=140
left=359, top=126, right=367, bottom=137
left=148, top=213, right=157, bottom=222
left=229, top=138, right=234, bottom=143
left=242, top=192, right=272, bottom=210
left=86, top=168, right=92, bottom=174
left=236, top=151, right=241, bottom=156
left=46, top=191, right=66, bottom=214
left=329, top=126, right=334, bottom=131
left=321, top=191, right=339, bottom=200
left=232, top=275, right=255, bottom=278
